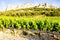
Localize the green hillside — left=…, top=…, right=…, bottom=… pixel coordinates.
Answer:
left=0, top=7, right=60, bottom=16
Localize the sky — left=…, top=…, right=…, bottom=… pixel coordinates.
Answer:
left=0, top=0, right=60, bottom=11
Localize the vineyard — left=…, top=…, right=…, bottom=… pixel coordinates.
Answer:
left=0, top=7, right=60, bottom=33
left=0, top=16, right=60, bottom=32
left=0, top=0, right=60, bottom=40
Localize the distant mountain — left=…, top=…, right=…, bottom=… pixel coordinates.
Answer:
left=19, top=3, right=34, bottom=8
left=36, top=3, right=56, bottom=8
left=6, top=3, right=56, bottom=11
left=6, top=3, right=34, bottom=11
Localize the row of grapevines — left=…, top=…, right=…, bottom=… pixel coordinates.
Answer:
left=0, top=18, right=60, bottom=32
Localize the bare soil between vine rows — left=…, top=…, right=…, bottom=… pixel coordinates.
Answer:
left=0, top=29, right=60, bottom=40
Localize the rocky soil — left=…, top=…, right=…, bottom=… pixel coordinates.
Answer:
left=0, top=29, right=60, bottom=40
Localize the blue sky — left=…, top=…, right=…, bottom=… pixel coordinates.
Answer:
left=0, top=0, right=60, bottom=11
